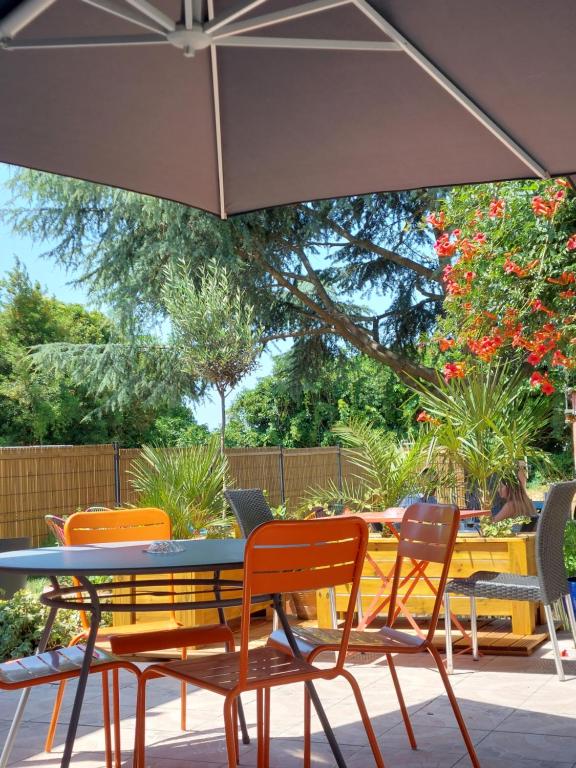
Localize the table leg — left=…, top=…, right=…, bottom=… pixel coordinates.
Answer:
left=273, top=595, right=348, bottom=768
left=214, top=570, right=250, bottom=745
left=60, top=576, right=101, bottom=768
left=0, top=599, right=59, bottom=768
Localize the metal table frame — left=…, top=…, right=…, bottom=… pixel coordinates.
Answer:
left=0, top=539, right=350, bottom=768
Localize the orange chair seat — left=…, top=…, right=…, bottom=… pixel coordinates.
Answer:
left=268, top=625, right=424, bottom=658
left=146, top=646, right=321, bottom=695
left=0, top=645, right=135, bottom=689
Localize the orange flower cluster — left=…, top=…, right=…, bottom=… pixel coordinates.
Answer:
left=503, top=256, right=538, bottom=278
left=438, top=338, right=455, bottom=352
left=530, top=299, right=556, bottom=317
left=434, top=232, right=457, bottom=258
left=426, top=211, right=446, bottom=230
left=529, top=371, right=556, bottom=395
left=531, top=189, right=565, bottom=218
left=566, top=234, right=576, bottom=251
left=443, top=361, right=466, bottom=382
left=416, top=411, right=441, bottom=426
left=547, top=271, right=575, bottom=285
left=488, top=198, right=505, bottom=218
left=467, top=333, right=503, bottom=362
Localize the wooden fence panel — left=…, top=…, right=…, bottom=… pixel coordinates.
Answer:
left=0, top=445, right=116, bottom=547
left=226, top=448, right=283, bottom=507
left=283, top=447, right=341, bottom=512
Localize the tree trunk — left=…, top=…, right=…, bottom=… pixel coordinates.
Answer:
left=218, top=387, right=226, bottom=457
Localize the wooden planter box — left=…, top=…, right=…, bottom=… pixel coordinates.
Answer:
left=317, top=533, right=537, bottom=635
left=112, top=568, right=248, bottom=630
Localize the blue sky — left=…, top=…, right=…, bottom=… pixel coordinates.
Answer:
left=0, top=162, right=280, bottom=430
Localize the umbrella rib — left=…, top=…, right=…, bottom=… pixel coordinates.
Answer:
left=81, top=0, right=168, bottom=35
left=3, top=34, right=169, bottom=49
left=351, top=0, right=548, bottom=179
left=209, top=0, right=351, bottom=40
left=206, top=0, right=270, bottom=35
left=123, top=0, right=175, bottom=32
left=217, top=36, right=400, bottom=52
left=208, top=0, right=227, bottom=219
left=0, top=0, right=57, bottom=39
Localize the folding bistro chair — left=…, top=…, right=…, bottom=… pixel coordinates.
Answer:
left=0, top=645, right=139, bottom=768
left=134, top=516, right=384, bottom=768
left=267, top=503, right=480, bottom=768
left=445, top=481, right=576, bottom=680
left=46, top=507, right=241, bottom=766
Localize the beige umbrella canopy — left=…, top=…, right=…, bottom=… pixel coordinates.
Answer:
left=0, top=0, right=575, bottom=218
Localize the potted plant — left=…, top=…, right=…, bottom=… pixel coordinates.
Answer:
left=129, top=437, right=229, bottom=538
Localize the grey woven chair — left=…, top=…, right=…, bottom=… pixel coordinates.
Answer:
left=224, top=489, right=362, bottom=627
left=445, top=481, right=576, bottom=680
left=224, top=488, right=274, bottom=537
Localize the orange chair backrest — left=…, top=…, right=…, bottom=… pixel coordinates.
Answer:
left=64, top=507, right=171, bottom=545
left=390, top=502, right=459, bottom=641
left=240, top=517, right=368, bottom=684
left=64, top=507, right=172, bottom=629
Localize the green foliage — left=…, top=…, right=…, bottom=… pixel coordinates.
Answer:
left=564, top=520, right=576, bottom=578
left=145, top=406, right=211, bottom=446
left=3, top=169, right=441, bottom=388
left=163, top=259, right=262, bottom=394
left=479, top=516, right=532, bottom=538
left=415, top=363, right=554, bottom=508
left=129, top=439, right=228, bottom=538
left=0, top=588, right=81, bottom=661
left=432, top=180, right=576, bottom=449
left=301, top=417, right=429, bottom=513
left=0, top=262, right=175, bottom=446
left=227, top=351, right=412, bottom=447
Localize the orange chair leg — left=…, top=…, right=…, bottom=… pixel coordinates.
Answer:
left=112, top=669, right=121, bottom=768
left=180, top=647, right=187, bottom=731
left=257, top=690, right=264, bottom=768
left=428, top=646, right=480, bottom=768
left=101, top=671, right=113, bottom=768
left=340, top=669, right=386, bottom=768
left=303, top=686, right=311, bottom=768
left=223, top=695, right=237, bottom=768
left=386, top=653, right=417, bottom=749
left=263, top=688, right=270, bottom=767
left=232, top=697, right=240, bottom=765
left=134, top=676, right=147, bottom=768
left=45, top=679, right=67, bottom=752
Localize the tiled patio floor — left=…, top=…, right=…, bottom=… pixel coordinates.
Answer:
left=2, top=628, right=576, bottom=768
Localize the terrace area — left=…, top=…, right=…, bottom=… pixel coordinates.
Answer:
left=1, top=619, right=575, bottom=768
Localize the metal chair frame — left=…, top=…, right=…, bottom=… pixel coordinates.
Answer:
left=445, top=481, right=576, bottom=681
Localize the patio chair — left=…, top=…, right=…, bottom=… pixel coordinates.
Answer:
left=224, top=488, right=274, bottom=536
left=44, top=514, right=66, bottom=545
left=134, top=516, right=385, bottom=768
left=267, top=503, right=480, bottom=768
left=445, top=480, right=576, bottom=681
left=45, top=507, right=243, bottom=765
left=0, top=646, right=139, bottom=768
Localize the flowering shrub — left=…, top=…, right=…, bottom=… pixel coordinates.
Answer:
left=428, top=180, right=576, bottom=393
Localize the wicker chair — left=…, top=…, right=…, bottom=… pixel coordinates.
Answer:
left=445, top=481, right=576, bottom=680
left=224, top=488, right=275, bottom=536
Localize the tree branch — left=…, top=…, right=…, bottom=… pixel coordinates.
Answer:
left=261, top=326, right=336, bottom=343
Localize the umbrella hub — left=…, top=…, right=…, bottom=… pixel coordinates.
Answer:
left=167, top=26, right=212, bottom=57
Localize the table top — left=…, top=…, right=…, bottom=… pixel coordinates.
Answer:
left=0, top=539, right=246, bottom=576
left=355, top=508, right=488, bottom=524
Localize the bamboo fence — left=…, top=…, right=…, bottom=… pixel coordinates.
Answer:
left=0, top=444, right=353, bottom=546
left=0, top=443, right=469, bottom=547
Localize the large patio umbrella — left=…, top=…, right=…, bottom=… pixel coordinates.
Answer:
left=0, top=0, right=575, bottom=218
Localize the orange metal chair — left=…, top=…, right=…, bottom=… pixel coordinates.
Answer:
left=267, top=503, right=480, bottom=768
left=134, top=517, right=385, bottom=768
left=0, top=645, right=139, bottom=768
left=46, top=507, right=236, bottom=766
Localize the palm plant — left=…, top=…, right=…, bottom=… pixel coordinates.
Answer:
left=129, top=438, right=227, bottom=538
left=302, top=418, right=431, bottom=513
left=414, top=363, right=553, bottom=509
